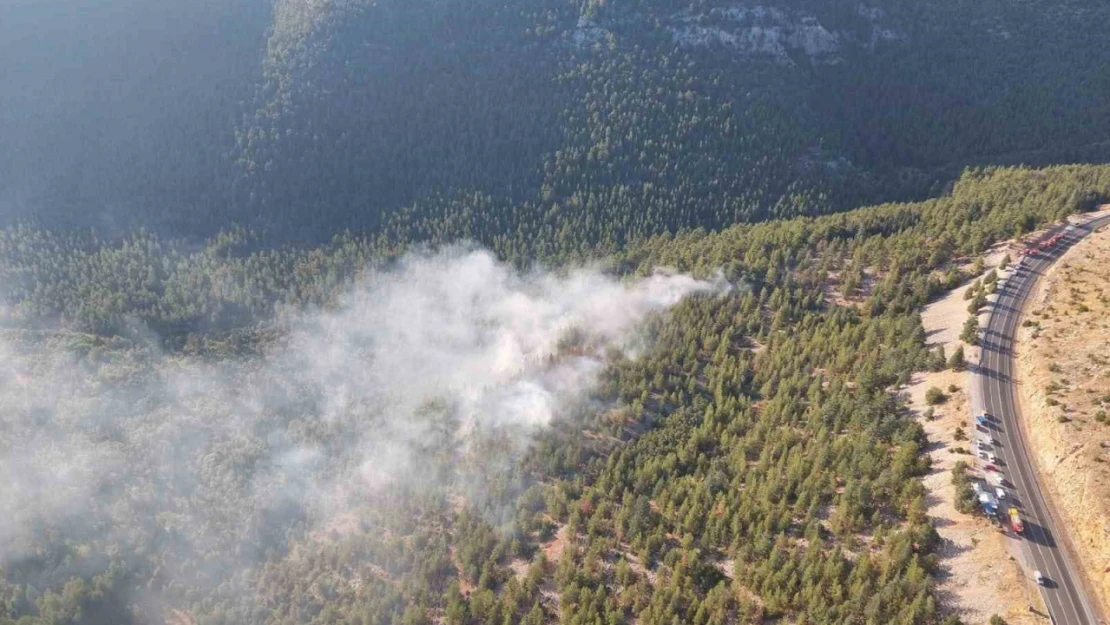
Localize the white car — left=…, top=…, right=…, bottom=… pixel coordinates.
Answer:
left=988, top=452, right=997, bottom=464
left=1034, top=570, right=1046, bottom=586
left=995, top=487, right=1006, bottom=500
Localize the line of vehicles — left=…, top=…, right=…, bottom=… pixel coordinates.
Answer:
left=1018, top=224, right=1076, bottom=257
left=974, top=411, right=1045, bottom=585
left=973, top=412, right=1020, bottom=528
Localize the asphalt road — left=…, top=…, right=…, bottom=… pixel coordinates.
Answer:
left=971, top=212, right=1110, bottom=625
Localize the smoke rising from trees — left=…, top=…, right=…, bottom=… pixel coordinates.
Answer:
left=0, top=247, right=721, bottom=609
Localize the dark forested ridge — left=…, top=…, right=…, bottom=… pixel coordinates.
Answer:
left=6, top=0, right=1110, bottom=252
left=2, top=165, right=1109, bottom=625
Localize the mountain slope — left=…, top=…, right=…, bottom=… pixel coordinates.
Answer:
left=5, top=0, right=1110, bottom=253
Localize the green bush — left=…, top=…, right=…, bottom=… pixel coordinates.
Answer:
left=948, top=345, right=967, bottom=371
left=931, top=346, right=948, bottom=371
left=952, top=461, right=978, bottom=514
left=961, top=315, right=980, bottom=345
left=926, top=387, right=947, bottom=405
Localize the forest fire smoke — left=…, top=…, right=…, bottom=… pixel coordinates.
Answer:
left=0, top=247, right=722, bottom=591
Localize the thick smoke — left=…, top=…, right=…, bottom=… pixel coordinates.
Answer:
left=291, top=248, right=718, bottom=433
left=0, top=248, right=722, bottom=600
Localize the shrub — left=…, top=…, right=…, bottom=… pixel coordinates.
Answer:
left=948, top=345, right=967, bottom=371
left=950, top=346, right=967, bottom=370
left=961, top=315, right=980, bottom=345
left=930, top=346, right=947, bottom=371
left=947, top=383, right=959, bottom=393
left=952, top=461, right=978, bottom=514
left=926, top=387, right=947, bottom=405
left=990, top=615, right=1008, bottom=625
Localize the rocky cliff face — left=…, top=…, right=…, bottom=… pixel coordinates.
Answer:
left=660, top=3, right=905, bottom=64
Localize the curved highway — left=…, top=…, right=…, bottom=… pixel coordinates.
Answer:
left=971, top=211, right=1110, bottom=625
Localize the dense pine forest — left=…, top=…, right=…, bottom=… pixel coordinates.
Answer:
left=3, top=164, right=1110, bottom=625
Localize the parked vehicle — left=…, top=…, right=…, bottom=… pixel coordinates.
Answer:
left=995, top=487, right=1006, bottom=500
left=978, top=491, right=998, bottom=514
left=1009, top=507, right=1024, bottom=534
left=1034, top=570, right=1045, bottom=586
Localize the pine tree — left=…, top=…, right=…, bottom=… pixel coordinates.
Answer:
left=961, top=315, right=980, bottom=345
left=522, top=601, right=545, bottom=625
left=948, top=346, right=967, bottom=371
left=930, top=346, right=947, bottom=372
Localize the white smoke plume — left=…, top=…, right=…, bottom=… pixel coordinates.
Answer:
left=0, top=246, right=724, bottom=603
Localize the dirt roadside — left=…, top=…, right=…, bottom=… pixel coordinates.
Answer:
left=1013, top=222, right=1110, bottom=619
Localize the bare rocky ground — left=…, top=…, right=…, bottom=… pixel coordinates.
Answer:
left=1015, top=221, right=1110, bottom=618
left=902, top=250, right=1045, bottom=625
